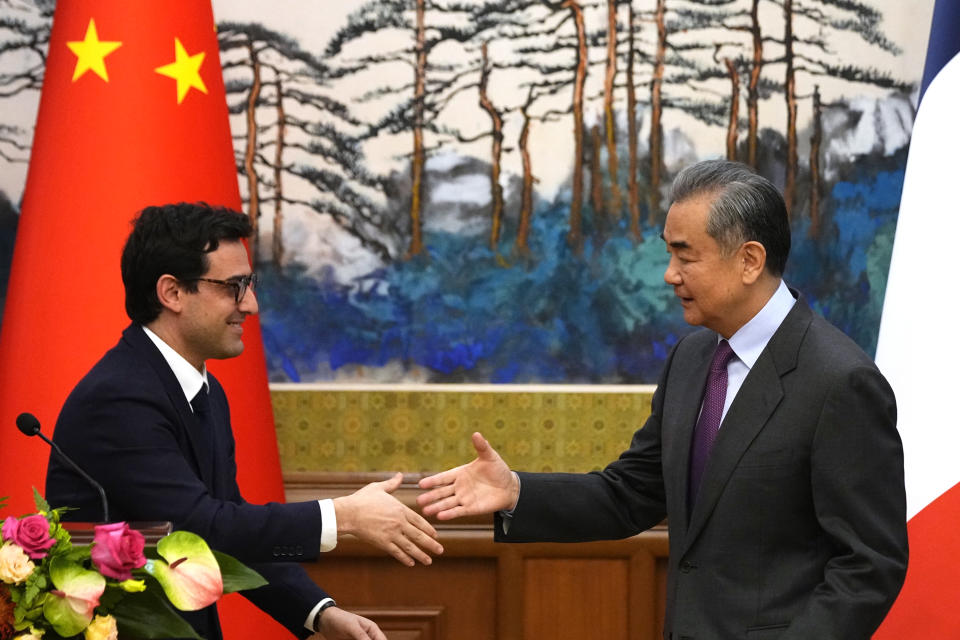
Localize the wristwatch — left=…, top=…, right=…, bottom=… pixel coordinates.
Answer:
left=313, top=599, right=337, bottom=632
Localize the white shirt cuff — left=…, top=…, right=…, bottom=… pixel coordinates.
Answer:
left=318, top=499, right=337, bottom=552
left=303, top=597, right=335, bottom=632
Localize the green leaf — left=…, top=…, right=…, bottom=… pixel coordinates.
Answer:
left=21, top=570, right=46, bottom=609
left=23, top=584, right=39, bottom=604
left=59, top=545, right=91, bottom=564
left=212, top=550, right=267, bottom=593
left=98, top=585, right=125, bottom=611
left=48, top=521, right=76, bottom=555
left=111, top=589, right=202, bottom=639
left=48, top=506, right=74, bottom=525
left=20, top=602, right=43, bottom=623
left=0, top=495, right=7, bottom=510
left=32, top=488, right=51, bottom=514
left=13, top=594, right=43, bottom=628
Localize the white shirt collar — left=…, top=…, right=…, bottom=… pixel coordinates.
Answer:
left=141, top=325, right=209, bottom=404
left=726, top=280, right=796, bottom=370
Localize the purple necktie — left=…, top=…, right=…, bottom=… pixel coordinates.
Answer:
left=689, top=339, right=735, bottom=508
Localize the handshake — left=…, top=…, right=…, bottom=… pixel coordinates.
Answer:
left=316, top=432, right=509, bottom=639
left=332, top=432, right=515, bottom=567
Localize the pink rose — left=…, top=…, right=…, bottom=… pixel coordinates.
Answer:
left=91, top=523, right=146, bottom=581
left=1, top=515, right=55, bottom=560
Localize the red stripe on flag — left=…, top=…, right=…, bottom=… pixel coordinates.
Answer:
left=0, top=1, right=292, bottom=637
left=874, top=483, right=960, bottom=638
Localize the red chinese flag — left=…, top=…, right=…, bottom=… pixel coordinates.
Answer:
left=0, top=2, right=290, bottom=637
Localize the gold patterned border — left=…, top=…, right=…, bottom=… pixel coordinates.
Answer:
left=271, top=387, right=655, bottom=474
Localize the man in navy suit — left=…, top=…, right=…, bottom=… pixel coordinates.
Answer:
left=418, top=160, right=908, bottom=639
left=47, top=203, right=443, bottom=640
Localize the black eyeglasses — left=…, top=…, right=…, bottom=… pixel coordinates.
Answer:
left=189, top=273, right=258, bottom=303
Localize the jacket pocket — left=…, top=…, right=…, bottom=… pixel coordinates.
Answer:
left=745, top=623, right=788, bottom=639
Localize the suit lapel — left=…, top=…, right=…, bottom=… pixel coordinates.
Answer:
left=122, top=325, right=216, bottom=488
left=681, top=295, right=811, bottom=550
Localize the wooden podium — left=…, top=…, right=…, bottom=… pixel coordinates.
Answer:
left=62, top=521, right=173, bottom=545
left=290, top=472, right=669, bottom=640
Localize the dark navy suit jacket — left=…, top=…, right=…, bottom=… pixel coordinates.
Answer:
left=46, top=324, right=327, bottom=640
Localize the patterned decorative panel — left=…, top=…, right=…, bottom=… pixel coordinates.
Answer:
left=271, top=388, right=654, bottom=474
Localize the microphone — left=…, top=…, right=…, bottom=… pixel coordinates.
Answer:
left=16, top=412, right=110, bottom=522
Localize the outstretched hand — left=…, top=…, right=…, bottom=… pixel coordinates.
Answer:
left=316, top=606, right=386, bottom=640
left=417, top=432, right=519, bottom=520
left=333, top=472, right=443, bottom=567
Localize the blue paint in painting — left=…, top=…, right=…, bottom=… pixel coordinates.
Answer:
left=786, top=159, right=905, bottom=356
left=258, top=152, right=907, bottom=383
left=258, top=202, right=684, bottom=382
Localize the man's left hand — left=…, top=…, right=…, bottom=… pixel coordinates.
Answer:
left=313, top=606, right=386, bottom=640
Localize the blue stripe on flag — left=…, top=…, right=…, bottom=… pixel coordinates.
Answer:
left=920, top=0, right=960, bottom=101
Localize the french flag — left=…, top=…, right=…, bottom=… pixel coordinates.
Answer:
left=874, top=0, right=960, bottom=635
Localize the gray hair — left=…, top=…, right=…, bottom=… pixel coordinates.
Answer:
left=669, top=160, right=790, bottom=276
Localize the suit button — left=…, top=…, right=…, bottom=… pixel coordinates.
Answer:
left=679, top=561, right=697, bottom=573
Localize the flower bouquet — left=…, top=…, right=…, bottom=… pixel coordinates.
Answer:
left=0, top=491, right=266, bottom=639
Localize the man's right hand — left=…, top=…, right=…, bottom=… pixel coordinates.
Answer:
left=333, top=472, right=443, bottom=567
left=416, top=432, right=520, bottom=520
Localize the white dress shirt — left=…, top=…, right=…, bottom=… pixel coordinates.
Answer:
left=717, top=280, right=796, bottom=424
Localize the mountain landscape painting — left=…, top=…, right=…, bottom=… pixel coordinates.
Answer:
left=0, top=0, right=933, bottom=384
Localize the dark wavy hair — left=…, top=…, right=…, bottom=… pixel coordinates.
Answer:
left=120, top=203, right=252, bottom=324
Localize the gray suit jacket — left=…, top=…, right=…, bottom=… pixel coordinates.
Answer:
left=497, top=295, right=907, bottom=640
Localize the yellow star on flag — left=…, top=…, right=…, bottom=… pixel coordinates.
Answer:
left=154, top=38, right=207, bottom=104
left=66, top=19, right=121, bottom=82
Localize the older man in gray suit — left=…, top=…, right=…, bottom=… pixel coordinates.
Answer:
left=418, top=160, right=908, bottom=640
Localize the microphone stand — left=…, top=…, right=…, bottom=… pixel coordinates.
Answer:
left=38, top=430, right=110, bottom=523
left=16, top=412, right=171, bottom=543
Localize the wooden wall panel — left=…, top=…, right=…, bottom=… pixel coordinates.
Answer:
left=524, top=558, right=629, bottom=639
left=301, top=557, right=496, bottom=640
left=347, top=607, right=444, bottom=640
left=629, top=548, right=665, bottom=640
left=291, top=473, right=670, bottom=640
